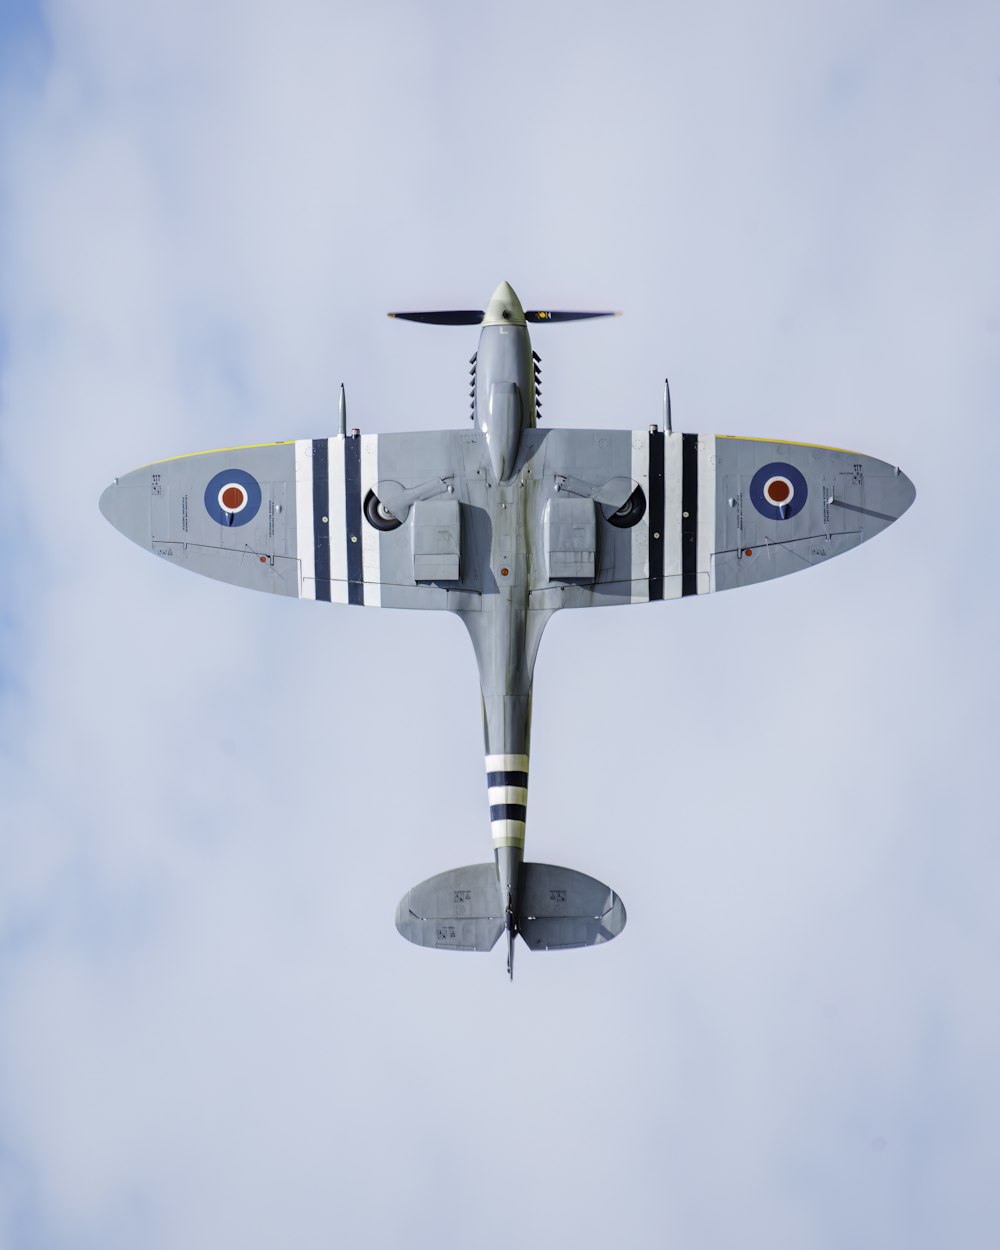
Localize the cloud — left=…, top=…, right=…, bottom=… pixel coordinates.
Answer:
left=1, top=1, right=998, bottom=1247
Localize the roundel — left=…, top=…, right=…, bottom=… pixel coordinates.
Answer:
left=204, top=469, right=262, bottom=527
left=749, top=461, right=808, bottom=521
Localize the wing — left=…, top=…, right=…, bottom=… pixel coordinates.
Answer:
left=99, top=432, right=485, bottom=609
left=101, top=428, right=914, bottom=610
left=523, top=429, right=915, bottom=608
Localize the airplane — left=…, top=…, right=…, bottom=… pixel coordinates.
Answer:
left=100, top=281, right=915, bottom=978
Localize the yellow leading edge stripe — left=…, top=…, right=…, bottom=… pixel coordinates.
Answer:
left=715, top=434, right=860, bottom=456
left=143, top=440, right=295, bottom=468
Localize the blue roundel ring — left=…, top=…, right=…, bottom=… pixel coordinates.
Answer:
left=749, top=461, right=808, bottom=521
left=204, top=469, right=262, bottom=527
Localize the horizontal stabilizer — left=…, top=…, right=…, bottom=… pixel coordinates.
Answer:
left=395, top=864, right=504, bottom=951
left=396, top=862, right=626, bottom=956
left=518, top=863, right=626, bottom=950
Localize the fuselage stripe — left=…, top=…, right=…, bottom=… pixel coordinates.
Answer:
left=486, top=770, right=529, bottom=789
left=488, top=785, right=528, bottom=806
left=681, top=433, right=698, bottom=596
left=344, top=436, right=363, bottom=605
left=490, top=803, right=527, bottom=823
left=312, top=439, right=331, bottom=602
left=485, top=753, right=529, bottom=772
left=648, top=428, right=664, bottom=600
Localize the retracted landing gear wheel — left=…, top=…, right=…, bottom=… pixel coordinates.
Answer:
left=364, top=490, right=402, bottom=531
left=603, top=486, right=646, bottom=529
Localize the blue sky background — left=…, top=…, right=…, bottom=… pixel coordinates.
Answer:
left=1, top=2, right=998, bottom=1247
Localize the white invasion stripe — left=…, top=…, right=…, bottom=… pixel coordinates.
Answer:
left=360, top=434, right=381, bottom=608
left=294, top=440, right=316, bottom=599
left=697, top=436, right=717, bottom=593
left=485, top=753, right=529, bottom=773
left=327, top=437, right=349, bottom=605
left=491, top=821, right=526, bottom=846
left=663, top=432, right=684, bottom=600
left=488, top=785, right=528, bottom=806
left=630, top=430, right=650, bottom=604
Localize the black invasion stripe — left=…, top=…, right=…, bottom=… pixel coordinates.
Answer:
left=486, top=771, right=529, bottom=789
left=490, top=804, right=527, bottom=823
left=648, top=429, right=664, bottom=601
left=312, top=439, right=331, bottom=602
left=681, top=433, right=699, bottom=596
left=344, top=435, right=363, bottom=605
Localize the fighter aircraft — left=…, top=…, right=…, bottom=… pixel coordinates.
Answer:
left=100, top=281, right=915, bottom=977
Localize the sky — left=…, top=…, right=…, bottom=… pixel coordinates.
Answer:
left=0, top=1, right=998, bottom=1247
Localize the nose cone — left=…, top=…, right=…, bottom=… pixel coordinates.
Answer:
left=482, top=281, right=526, bottom=328
left=99, top=471, right=152, bottom=549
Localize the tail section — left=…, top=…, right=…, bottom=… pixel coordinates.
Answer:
left=395, top=864, right=505, bottom=952
left=518, top=863, right=626, bottom=950
left=395, top=862, right=626, bottom=973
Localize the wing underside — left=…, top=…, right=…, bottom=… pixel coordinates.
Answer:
left=100, top=429, right=914, bottom=608
left=523, top=429, right=915, bottom=607
left=100, top=433, right=479, bottom=608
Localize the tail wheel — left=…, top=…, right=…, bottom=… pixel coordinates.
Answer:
left=364, top=490, right=403, bottom=531
left=603, top=486, right=646, bottom=529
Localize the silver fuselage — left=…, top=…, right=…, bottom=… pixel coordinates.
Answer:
left=463, top=318, right=546, bottom=936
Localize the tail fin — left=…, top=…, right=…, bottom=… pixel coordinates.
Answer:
left=395, top=863, right=626, bottom=958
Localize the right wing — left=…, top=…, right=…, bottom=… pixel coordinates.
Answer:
left=524, top=428, right=915, bottom=608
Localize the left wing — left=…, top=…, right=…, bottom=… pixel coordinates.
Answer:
left=99, top=433, right=484, bottom=610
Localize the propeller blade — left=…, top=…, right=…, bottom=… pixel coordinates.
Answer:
left=525, top=310, right=622, bottom=323
left=387, top=310, right=484, bottom=325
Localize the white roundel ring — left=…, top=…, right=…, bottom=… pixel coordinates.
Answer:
left=217, top=482, right=249, bottom=514
left=762, top=475, right=794, bottom=506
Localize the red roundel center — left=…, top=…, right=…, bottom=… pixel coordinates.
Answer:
left=765, top=479, right=791, bottom=503
left=221, top=485, right=245, bottom=510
